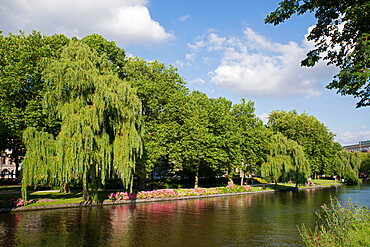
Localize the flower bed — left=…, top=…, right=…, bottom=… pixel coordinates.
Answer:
left=0, top=195, right=24, bottom=208
left=108, top=184, right=252, bottom=201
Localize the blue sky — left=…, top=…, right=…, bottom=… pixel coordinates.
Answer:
left=1, top=0, right=369, bottom=145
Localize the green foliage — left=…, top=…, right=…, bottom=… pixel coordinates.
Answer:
left=0, top=31, right=130, bottom=179
left=81, top=33, right=126, bottom=74
left=299, top=197, right=369, bottom=247
left=230, top=99, right=270, bottom=176
left=169, top=91, right=216, bottom=188
left=0, top=30, right=70, bottom=176
left=121, top=57, right=188, bottom=177
left=266, top=0, right=370, bottom=107
left=360, top=153, right=370, bottom=177
left=21, top=41, right=143, bottom=201
left=262, top=132, right=288, bottom=184
left=262, top=132, right=310, bottom=186
left=334, top=150, right=362, bottom=185
left=268, top=110, right=336, bottom=177
left=218, top=99, right=270, bottom=184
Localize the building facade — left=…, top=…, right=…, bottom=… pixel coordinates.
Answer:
left=343, top=140, right=370, bottom=153
left=0, top=149, right=19, bottom=179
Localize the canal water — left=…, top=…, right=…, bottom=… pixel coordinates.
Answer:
left=0, top=182, right=369, bottom=247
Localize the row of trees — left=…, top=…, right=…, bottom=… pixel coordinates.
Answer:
left=0, top=31, right=368, bottom=201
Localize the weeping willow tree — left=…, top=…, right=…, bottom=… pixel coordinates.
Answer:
left=262, top=132, right=289, bottom=186
left=334, top=150, right=362, bottom=185
left=287, top=139, right=310, bottom=187
left=22, top=41, right=143, bottom=201
left=262, top=132, right=310, bottom=187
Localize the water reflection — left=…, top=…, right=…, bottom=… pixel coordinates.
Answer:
left=0, top=183, right=368, bottom=247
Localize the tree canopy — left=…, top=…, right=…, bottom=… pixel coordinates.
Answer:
left=334, top=150, right=363, bottom=184
left=261, top=132, right=310, bottom=187
left=2, top=29, right=359, bottom=195
left=0, top=31, right=70, bottom=177
left=22, top=41, right=143, bottom=201
left=121, top=57, right=188, bottom=179
left=268, top=110, right=336, bottom=177
left=266, top=0, right=370, bottom=107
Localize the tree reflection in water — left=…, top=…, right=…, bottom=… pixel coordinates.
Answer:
left=0, top=183, right=368, bottom=246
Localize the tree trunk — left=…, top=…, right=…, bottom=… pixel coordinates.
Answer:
left=82, top=182, right=89, bottom=202
left=15, top=161, right=19, bottom=179
left=240, top=170, right=244, bottom=185
left=228, top=176, right=234, bottom=185
left=194, top=161, right=200, bottom=189
left=60, top=182, right=70, bottom=193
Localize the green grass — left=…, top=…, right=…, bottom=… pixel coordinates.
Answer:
left=27, top=197, right=84, bottom=207
left=0, top=185, right=21, bottom=192
left=24, top=191, right=84, bottom=207
left=0, top=179, right=343, bottom=208
left=311, top=179, right=341, bottom=186
left=251, top=179, right=341, bottom=191
left=23, top=190, right=116, bottom=207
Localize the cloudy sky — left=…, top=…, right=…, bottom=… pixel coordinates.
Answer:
left=1, top=0, right=369, bottom=145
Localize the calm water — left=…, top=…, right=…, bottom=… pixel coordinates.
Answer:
left=0, top=182, right=369, bottom=247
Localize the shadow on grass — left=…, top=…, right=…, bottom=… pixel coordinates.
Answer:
left=253, top=183, right=298, bottom=191
left=26, top=190, right=116, bottom=205
left=0, top=185, right=21, bottom=192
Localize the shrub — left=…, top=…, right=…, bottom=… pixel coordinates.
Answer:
left=298, top=196, right=369, bottom=246
left=0, top=195, right=24, bottom=208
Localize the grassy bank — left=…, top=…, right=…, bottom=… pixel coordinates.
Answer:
left=0, top=179, right=342, bottom=210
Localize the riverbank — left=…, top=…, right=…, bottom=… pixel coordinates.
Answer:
left=0, top=181, right=342, bottom=213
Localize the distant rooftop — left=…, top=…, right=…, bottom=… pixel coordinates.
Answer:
left=343, top=140, right=370, bottom=153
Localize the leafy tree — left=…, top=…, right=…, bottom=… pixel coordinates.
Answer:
left=268, top=110, right=336, bottom=178
left=0, top=31, right=130, bottom=181
left=266, top=0, right=370, bottom=107
left=206, top=97, right=234, bottom=183
left=262, top=132, right=288, bottom=186
left=122, top=58, right=188, bottom=186
left=169, top=91, right=227, bottom=188
left=224, top=99, right=270, bottom=185
left=21, top=42, right=143, bottom=201
left=234, top=100, right=270, bottom=180
left=360, top=153, right=370, bottom=177
left=0, top=30, right=70, bottom=177
left=261, top=132, right=310, bottom=187
left=334, top=150, right=362, bottom=184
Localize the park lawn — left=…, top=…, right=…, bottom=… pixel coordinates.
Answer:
left=311, top=178, right=341, bottom=186
left=24, top=191, right=84, bottom=207
left=24, top=190, right=116, bottom=207
left=1, top=180, right=343, bottom=208
left=27, top=197, right=85, bottom=207
left=0, top=185, right=21, bottom=192
left=277, top=178, right=341, bottom=188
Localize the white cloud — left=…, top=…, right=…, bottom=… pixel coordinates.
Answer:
left=257, top=113, right=269, bottom=125
left=175, top=59, right=185, bottom=68
left=205, top=88, right=215, bottom=94
left=360, top=125, right=367, bottom=130
left=186, top=27, right=339, bottom=98
left=178, top=14, right=191, bottom=22
left=0, top=0, right=173, bottom=45
left=207, top=33, right=226, bottom=51
left=186, top=53, right=196, bottom=61
left=335, top=131, right=370, bottom=146
left=189, top=78, right=205, bottom=84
